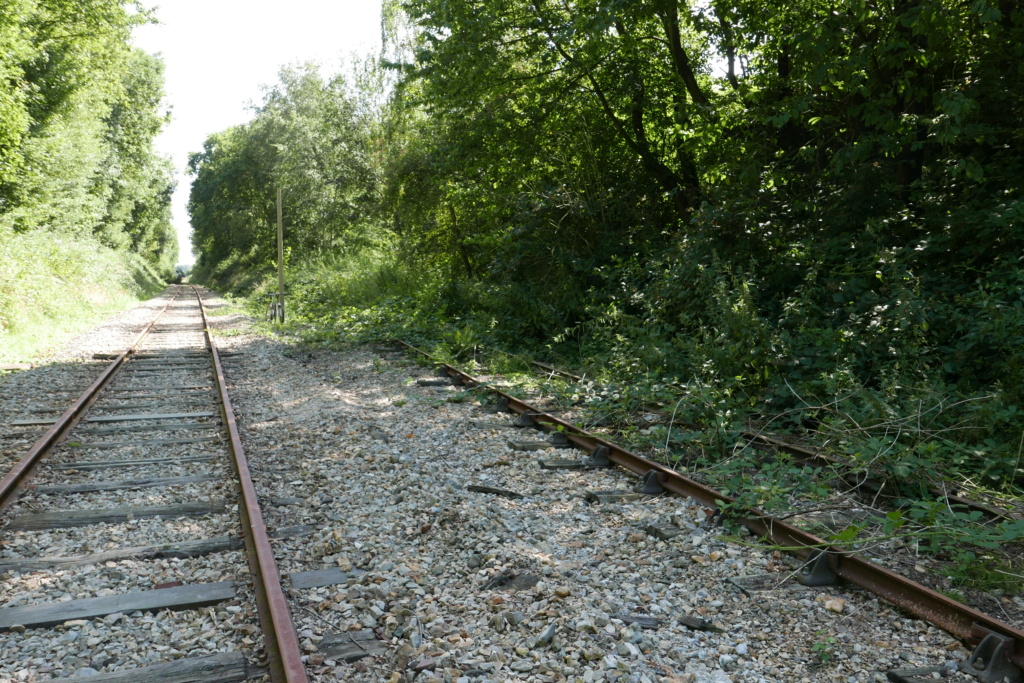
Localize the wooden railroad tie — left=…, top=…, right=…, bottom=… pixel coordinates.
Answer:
left=7, top=501, right=228, bottom=530
left=0, top=582, right=236, bottom=630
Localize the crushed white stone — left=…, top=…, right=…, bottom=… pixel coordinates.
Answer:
left=201, top=288, right=979, bottom=683
left=0, top=287, right=986, bottom=682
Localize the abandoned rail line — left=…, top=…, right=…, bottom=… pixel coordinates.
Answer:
left=0, top=288, right=1020, bottom=683
left=393, top=341, right=1024, bottom=683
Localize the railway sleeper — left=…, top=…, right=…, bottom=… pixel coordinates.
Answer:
left=45, top=651, right=257, bottom=683
left=0, top=535, right=243, bottom=573
left=6, top=500, right=228, bottom=530
left=0, top=581, right=237, bottom=630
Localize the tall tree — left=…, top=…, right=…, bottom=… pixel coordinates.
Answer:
left=189, top=64, right=378, bottom=277
left=0, top=0, right=177, bottom=275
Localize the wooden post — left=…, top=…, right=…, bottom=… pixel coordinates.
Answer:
left=276, top=188, right=285, bottom=323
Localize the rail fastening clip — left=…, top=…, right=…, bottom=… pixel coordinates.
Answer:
left=966, top=632, right=1022, bottom=683
left=634, top=470, right=667, bottom=495
left=795, top=549, right=841, bottom=587
left=584, top=444, right=613, bottom=469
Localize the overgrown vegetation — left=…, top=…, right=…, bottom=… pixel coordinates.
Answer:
left=189, top=1, right=1023, bottom=590
left=0, top=224, right=167, bottom=361
left=0, top=0, right=178, bottom=358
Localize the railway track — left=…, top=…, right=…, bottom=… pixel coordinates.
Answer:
left=3, top=289, right=1022, bottom=682
left=485, top=354, right=1023, bottom=583
left=738, top=432, right=1024, bottom=523
left=395, top=340, right=1024, bottom=683
left=0, top=286, right=306, bottom=682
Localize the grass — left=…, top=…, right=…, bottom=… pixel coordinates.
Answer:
left=210, top=328, right=245, bottom=337
left=944, top=553, right=1024, bottom=595
left=0, top=226, right=167, bottom=363
left=202, top=294, right=247, bottom=317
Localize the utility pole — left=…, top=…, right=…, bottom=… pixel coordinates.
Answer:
left=276, top=187, right=285, bottom=323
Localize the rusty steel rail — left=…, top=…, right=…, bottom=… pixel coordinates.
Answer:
left=0, top=287, right=180, bottom=513
left=194, top=286, right=308, bottom=683
left=529, top=360, right=584, bottom=383
left=397, top=340, right=1024, bottom=670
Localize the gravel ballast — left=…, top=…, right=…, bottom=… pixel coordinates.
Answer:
left=197, top=288, right=982, bottom=683
left=0, top=288, right=994, bottom=682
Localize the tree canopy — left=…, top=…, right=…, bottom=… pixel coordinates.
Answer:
left=0, top=0, right=177, bottom=277
left=188, top=0, right=1024, bottom=490
left=188, top=65, right=378, bottom=285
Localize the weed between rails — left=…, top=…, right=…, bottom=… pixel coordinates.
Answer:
left=811, top=632, right=838, bottom=667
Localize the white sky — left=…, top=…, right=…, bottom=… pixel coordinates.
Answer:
left=133, top=1, right=384, bottom=266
